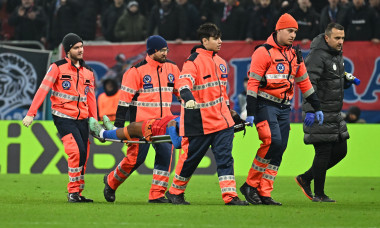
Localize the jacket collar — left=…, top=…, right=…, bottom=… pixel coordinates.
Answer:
left=266, top=33, right=292, bottom=51
left=65, top=57, right=84, bottom=69
left=195, top=45, right=217, bottom=57
left=146, top=55, right=163, bottom=68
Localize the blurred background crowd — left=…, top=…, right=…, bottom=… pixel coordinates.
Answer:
left=1, top=0, right=380, bottom=51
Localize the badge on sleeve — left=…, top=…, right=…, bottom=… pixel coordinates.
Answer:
left=62, top=81, right=71, bottom=90
left=168, top=73, right=175, bottom=83
left=219, top=64, right=227, bottom=73
left=219, top=64, right=228, bottom=78
left=143, top=75, right=153, bottom=89
left=84, top=86, right=89, bottom=95
left=276, top=63, right=285, bottom=73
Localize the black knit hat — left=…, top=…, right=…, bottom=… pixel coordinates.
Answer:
left=146, top=35, right=167, bottom=55
left=62, top=33, right=83, bottom=53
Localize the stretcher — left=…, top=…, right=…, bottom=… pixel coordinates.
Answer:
left=92, top=122, right=250, bottom=144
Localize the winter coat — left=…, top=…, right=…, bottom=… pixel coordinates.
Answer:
left=288, top=6, right=320, bottom=41
left=114, top=10, right=146, bottom=42
left=303, top=33, right=350, bottom=144
left=102, top=4, right=125, bottom=42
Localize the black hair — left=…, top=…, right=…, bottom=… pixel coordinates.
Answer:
left=325, top=23, right=344, bottom=37
left=197, top=23, right=221, bottom=44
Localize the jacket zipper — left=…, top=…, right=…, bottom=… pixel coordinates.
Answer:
left=212, top=57, right=229, bottom=128
left=157, top=66, right=163, bottom=117
left=75, top=67, right=81, bottom=120
left=280, top=49, right=293, bottom=104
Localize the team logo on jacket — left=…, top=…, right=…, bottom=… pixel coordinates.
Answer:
left=219, top=64, right=227, bottom=73
left=168, top=73, right=175, bottom=83
left=84, top=86, right=89, bottom=95
left=62, top=81, right=71, bottom=90
left=276, top=63, right=285, bottom=73
left=143, top=75, right=153, bottom=89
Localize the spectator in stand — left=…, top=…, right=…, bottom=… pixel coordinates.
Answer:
left=340, top=0, right=351, bottom=7
left=102, top=0, right=125, bottom=42
left=114, top=1, right=146, bottom=42
left=246, top=0, right=279, bottom=43
left=48, top=0, right=80, bottom=49
left=343, top=106, right=366, bottom=123
left=319, top=0, right=347, bottom=33
left=130, top=0, right=156, bottom=17
left=8, top=0, right=47, bottom=43
left=148, top=0, right=187, bottom=43
left=76, top=0, right=103, bottom=40
left=343, top=0, right=380, bottom=43
left=214, top=0, right=247, bottom=40
left=369, top=0, right=380, bottom=15
left=176, top=0, right=201, bottom=40
left=199, top=0, right=215, bottom=23
left=288, top=0, right=320, bottom=44
left=310, top=0, right=328, bottom=13
left=98, top=78, right=120, bottom=121
left=273, top=0, right=296, bottom=14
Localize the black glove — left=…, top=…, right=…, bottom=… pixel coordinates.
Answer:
left=293, top=45, right=303, bottom=64
left=232, top=113, right=247, bottom=135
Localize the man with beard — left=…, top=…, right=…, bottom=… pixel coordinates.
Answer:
left=103, top=35, right=181, bottom=203
left=295, top=23, right=360, bottom=202
left=22, top=33, right=97, bottom=203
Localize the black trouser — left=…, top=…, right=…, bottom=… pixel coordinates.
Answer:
left=301, top=140, right=347, bottom=196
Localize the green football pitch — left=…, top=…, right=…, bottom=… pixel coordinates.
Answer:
left=0, top=175, right=379, bottom=228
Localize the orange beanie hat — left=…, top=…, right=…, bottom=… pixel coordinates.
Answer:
left=275, top=13, right=298, bottom=30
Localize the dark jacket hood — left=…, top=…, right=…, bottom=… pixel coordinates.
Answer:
left=310, top=33, right=341, bottom=56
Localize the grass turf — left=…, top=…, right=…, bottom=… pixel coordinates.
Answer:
left=0, top=175, right=379, bottom=228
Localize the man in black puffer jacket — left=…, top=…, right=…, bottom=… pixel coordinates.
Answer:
left=295, top=23, right=361, bottom=203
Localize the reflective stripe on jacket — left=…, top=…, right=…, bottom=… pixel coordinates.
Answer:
left=247, top=34, right=314, bottom=106
left=119, top=55, right=180, bottom=122
left=177, top=47, right=234, bottom=136
left=27, top=57, right=97, bottom=120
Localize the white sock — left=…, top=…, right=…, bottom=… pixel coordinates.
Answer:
left=99, top=129, right=105, bottom=138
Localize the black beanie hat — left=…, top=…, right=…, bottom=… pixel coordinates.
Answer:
left=146, top=35, right=167, bottom=55
left=62, top=33, right=83, bottom=53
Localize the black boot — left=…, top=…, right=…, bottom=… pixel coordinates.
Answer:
left=103, top=174, right=116, bottom=202
left=148, top=197, right=170, bottom=203
left=260, top=196, right=282, bottom=206
left=239, top=182, right=262, bottom=205
left=80, top=195, right=94, bottom=202
left=312, top=195, right=336, bottom=202
left=67, top=192, right=82, bottom=203
left=225, top=196, right=249, bottom=206
left=165, top=191, right=190, bottom=205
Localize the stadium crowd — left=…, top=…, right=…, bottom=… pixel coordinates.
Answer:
left=1, top=0, right=380, bottom=50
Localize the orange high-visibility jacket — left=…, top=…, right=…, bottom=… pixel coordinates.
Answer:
left=247, top=34, right=314, bottom=112
left=119, top=55, right=180, bottom=122
left=177, top=47, right=234, bottom=136
left=27, top=57, right=97, bottom=120
left=98, top=90, right=120, bottom=121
